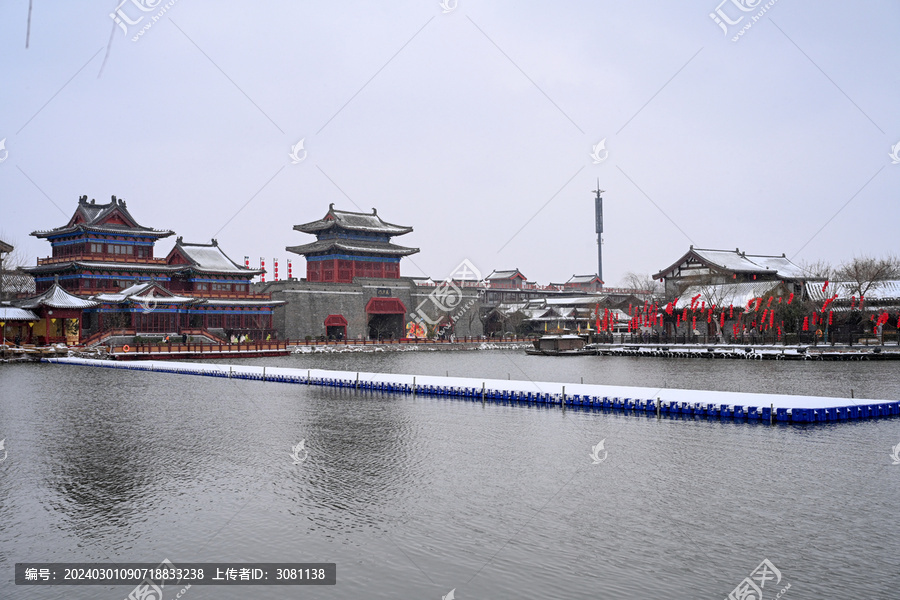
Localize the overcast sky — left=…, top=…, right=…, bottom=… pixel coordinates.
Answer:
left=1, top=1, right=897, bottom=286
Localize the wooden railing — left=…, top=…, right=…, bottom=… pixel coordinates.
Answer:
left=114, top=340, right=289, bottom=355
left=37, top=255, right=168, bottom=265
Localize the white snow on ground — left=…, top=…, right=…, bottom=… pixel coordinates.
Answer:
left=42, top=357, right=892, bottom=410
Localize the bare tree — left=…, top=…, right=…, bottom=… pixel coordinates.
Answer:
left=618, top=272, right=663, bottom=296
left=836, top=255, right=900, bottom=298
left=0, top=236, right=35, bottom=301
left=799, top=259, right=833, bottom=280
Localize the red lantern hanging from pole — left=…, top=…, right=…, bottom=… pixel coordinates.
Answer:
left=274, top=258, right=279, bottom=281
left=287, top=259, right=292, bottom=280
left=769, top=311, right=774, bottom=328
left=729, top=304, right=734, bottom=319
left=691, top=315, right=696, bottom=330
left=719, top=312, right=725, bottom=327
left=828, top=311, right=833, bottom=325
left=802, top=316, right=809, bottom=331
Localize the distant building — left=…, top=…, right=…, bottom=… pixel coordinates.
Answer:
left=652, top=246, right=809, bottom=300
left=287, top=204, right=419, bottom=282
left=485, top=269, right=527, bottom=289
left=549, top=274, right=604, bottom=293
left=266, top=205, right=481, bottom=340
left=18, top=195, right=281, bottom=344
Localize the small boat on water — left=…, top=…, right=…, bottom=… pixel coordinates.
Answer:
left=525, top=334, right=596, bottom=356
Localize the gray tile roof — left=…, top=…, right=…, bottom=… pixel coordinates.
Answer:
left=293, top=205, right=413, bottom=235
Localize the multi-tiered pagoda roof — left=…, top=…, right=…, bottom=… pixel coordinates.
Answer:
left=287, top=205, right=418, bottom=282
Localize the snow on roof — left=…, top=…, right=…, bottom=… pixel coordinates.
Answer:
left=176, top=240, right=254, bottom=274
left=32, top=195, right=174, bottom=238
left=486, top=269, right=526, bottom=280
left=673, top=281, right=784, bottom=310
left=286, top=238, right=419, bottom=257
left=566, top=274, right=602, bottom=284
left=294, top=205, right=413, bottom=235
left=0, top=306, right=39, bottom=320
left=19, top=283, right=99, bottom=309
left=93, top=282, right=197, bottom=304
left=806, top=280, right=900, bottom=302
left=655, top=247, right=809, bottom=280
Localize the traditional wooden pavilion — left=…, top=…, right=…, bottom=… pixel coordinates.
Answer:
left=17, top=280, right=99, bottom=344
left=21, top=195, right=282, bottom=344
left=287, top=204, right=419, bottom=282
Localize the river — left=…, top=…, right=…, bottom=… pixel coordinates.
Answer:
left=1, top=350, right=898, bottom=598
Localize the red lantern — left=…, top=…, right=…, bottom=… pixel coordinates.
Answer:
left=287, top=259, right=292, bottom=280
left=719, top=312, right=725, bottom=327
left=260, top=257, right=265, bottom=283
left=850, top=296, right=856, bottom=309
left=769, top=311, right=774, bottom=328
left=802, top=317, right=809, bottom=331
left=729, top=304, right=734, bottom=318
left=692, top=316, right=697, bottom=330
left=787, top=292, right=794, bottom=305
left=828, top=311, right=833, bottom=325
left=822, top=280, right=829, bottom=292
left=766, top=297, right=773, bottom=308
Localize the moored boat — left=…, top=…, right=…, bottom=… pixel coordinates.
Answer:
left=525, top=334, right=596, bottom=356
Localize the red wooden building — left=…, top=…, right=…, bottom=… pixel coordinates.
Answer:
left=287, top=204, right=419, bottom=282
left=21, top=195, right=282, bottom=344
